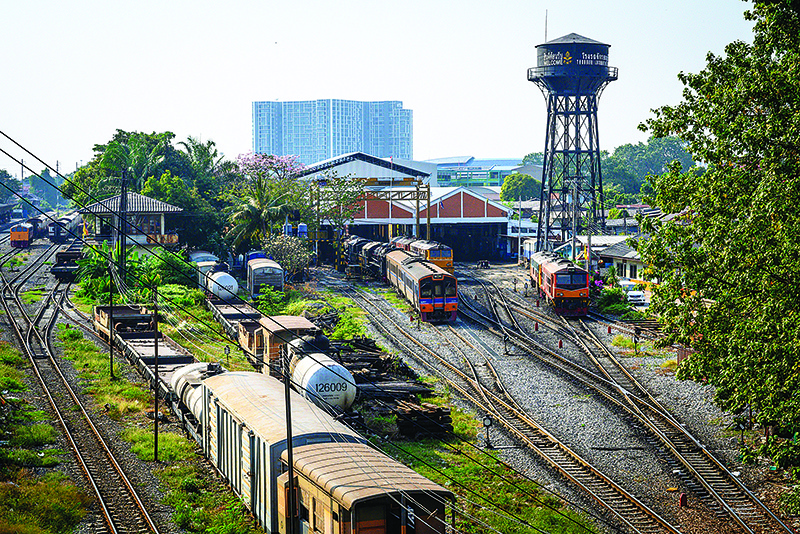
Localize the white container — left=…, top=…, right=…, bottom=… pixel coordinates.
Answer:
left=292, top=354, right=357, bottom=411
left=207, top=271, right=239, bottom=301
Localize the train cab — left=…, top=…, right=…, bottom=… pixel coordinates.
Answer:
left=408, top=240, right=454, bottom=274
left=10, top=223, right=33, bottom=248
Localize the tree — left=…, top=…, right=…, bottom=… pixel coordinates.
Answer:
left=262, top=234, right=312, bottom=281
left=0, top=169, right=21, bottom=204
left=520, top=152, right=544, bottom=166
left=601, top=136, right=694, bottom=197
left=635, top=2, right=800, bottom=458
left=500, top=173, right=541, bottom=202
left=177, top=136, right=238, bottom=202
left=315, top=170, right=367, bottom=238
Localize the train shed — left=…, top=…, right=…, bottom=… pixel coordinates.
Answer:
left=296, top=152, right=512, bottom=261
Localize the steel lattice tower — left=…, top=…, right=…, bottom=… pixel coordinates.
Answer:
left=528, top=33, right=617, bottom=253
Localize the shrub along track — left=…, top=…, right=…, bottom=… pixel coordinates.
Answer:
left=0, top=244, right=160, bottom=534
left=462, top=272, right=792, bottom=534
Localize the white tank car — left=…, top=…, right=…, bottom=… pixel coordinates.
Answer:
left=206, top=271, right=239, bottom=301
left=171, top=362, right=226, bottom=421
left=288, top=337, right=357, bottom=411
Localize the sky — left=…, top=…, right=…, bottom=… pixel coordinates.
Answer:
left=1, top=0, right=756, bottom=178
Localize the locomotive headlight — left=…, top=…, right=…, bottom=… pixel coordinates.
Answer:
left=557, top=292, right=563, bottom=296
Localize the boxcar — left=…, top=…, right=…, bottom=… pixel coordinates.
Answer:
left=10, top=223, right=33, bottom=248
left=247, top=258, right=284, bottom=297
left=385, top=249, right=458, bottom=322
left=173, top=370, right=453, bottom=534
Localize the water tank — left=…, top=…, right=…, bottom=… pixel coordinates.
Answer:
left=206, top=271, right=239, bottom=301
left=292, top=353, right=357, bottom=411
left=532, top=33, right=614, bottom=94
left=171, top=362, right=226, bottom=421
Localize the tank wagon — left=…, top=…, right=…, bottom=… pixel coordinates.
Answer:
left=530, top=251, right=590, bottom=316
left=170, top=367, right=453, bottom=534
left=47, top=212, right=83, bottom=243
left=204, top=299, right=358, bottom=410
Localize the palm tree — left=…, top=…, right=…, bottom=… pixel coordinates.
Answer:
left=226, top=175, right=294, bottom=250
left=98, top=134, right=167, bottom=193
left=177, top=136, right=237, bottom=198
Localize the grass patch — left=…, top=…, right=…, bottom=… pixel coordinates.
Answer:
left=122, top=426, right=195, bottom=463
left=9, top=424, right=57, bottom=447
left=121, top=428, right=264, bottom=533
left=379, top=407, right=595, bottom=533
left=0, top=471, right=90, bottom=532
left=0, top=342, right=27, bottom=392
left=19, top=289, right=44, bottom=304
left=611, top=334, right=635, bottom=350
left=56, top=323, right=150, bottom=417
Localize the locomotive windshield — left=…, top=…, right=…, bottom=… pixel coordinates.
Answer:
left=556, top=273, right=588, bottom=289
left=420, top=281, right=433, bottom=298
left=444, top=279, right=457, bottom=296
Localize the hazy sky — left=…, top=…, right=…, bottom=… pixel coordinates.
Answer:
left=1, top=0, right=755, bottom=178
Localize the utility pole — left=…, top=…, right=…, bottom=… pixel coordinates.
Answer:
left=119, top=170, right=127, bottom=285
left=284, top=347, right=296, bottom=534
left=108, top=264, right=115, bottom=380
left=152, top=290, right=159, bottom=463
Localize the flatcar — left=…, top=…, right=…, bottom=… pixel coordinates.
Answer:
left=386, top=249, right=458, bottom=322
left=10, top=223, right=33, bottom=248
left=247, top=257, right=284, bottom=297
left=50, top=239, right=84, bottom=281
left=170, top=367, right=453, bottom=534
left=47, top=212, right=82, bottom=243
left=530, top=251, right=590, bottom=316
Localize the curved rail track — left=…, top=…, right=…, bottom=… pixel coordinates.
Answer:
left=462, top=275, right=792, bottom=534
left=338, top=280, right=681, bottom=534
left=0, top=244, right=160, bottom=534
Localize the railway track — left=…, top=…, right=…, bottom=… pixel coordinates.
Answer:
left=339, top=281, right=680, bottom=534
left=0, top=245, right=160, bottom=534
left=466, top=277, right=792, bottom=534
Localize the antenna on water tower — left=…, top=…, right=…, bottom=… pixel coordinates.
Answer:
left=545, top=10, right=548, bottom=43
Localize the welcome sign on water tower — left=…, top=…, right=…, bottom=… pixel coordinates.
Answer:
left=533, top=33, right=615, bottom=94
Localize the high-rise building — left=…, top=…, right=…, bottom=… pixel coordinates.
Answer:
left=252, top=99, right=413, bottom=164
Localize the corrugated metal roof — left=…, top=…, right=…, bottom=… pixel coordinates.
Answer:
left=79, top=192, right=183, bottom=215
left=203, top=372, right=360, bottom=442
left=284, top=442, right=453, bottom=508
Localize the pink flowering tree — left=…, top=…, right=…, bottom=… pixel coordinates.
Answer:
left=225, top=153, right=306, bottom=250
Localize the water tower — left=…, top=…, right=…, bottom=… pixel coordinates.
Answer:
left=528, top=33, right=617, bottom=254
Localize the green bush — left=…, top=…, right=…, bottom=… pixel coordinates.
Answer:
left=601, top=303, right=631, bottom=315
left=595, top=287, right=626, bottom=312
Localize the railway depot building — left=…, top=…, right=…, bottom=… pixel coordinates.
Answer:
left=297, top=152, right=512, bottom=261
